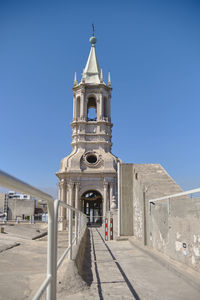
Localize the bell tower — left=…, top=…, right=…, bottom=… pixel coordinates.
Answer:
left=57, top=35, right=120, bottom=227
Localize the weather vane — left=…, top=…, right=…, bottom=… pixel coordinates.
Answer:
left=92, top=24, right=95, bottom=36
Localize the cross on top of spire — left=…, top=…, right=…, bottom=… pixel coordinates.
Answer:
left=82, top=28, right=100, bottom=83
left=92, top=23, right=95, bottom=36
left=77, top=29, right=111, bottom=86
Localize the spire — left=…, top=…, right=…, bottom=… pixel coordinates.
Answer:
left=100, top=68, right=103, bottom=83
left=81, top=35, right=101, bottom=84
left=108, top=72, right=111, bottom=86
left=74, top=72, right=77, bottom=86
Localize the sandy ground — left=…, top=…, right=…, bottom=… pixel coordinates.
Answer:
left=0, top=223, right=72, bottom=300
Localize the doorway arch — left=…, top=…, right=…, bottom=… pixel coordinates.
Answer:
left=81, top=190, right=102, bottom=226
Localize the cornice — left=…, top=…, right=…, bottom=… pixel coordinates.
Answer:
left=72, top=82, right=112, bottom=92
left=70, top=120, right=113, bottom=127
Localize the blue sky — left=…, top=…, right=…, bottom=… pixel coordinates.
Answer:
left=0, top=0, right=200, bottom=197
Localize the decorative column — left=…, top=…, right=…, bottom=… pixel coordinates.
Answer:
left=96, top=97, right=100, bottom=121
left=103, top=182, right=108, bottom=217
left=66, top=184, right=70, bottom=219
left=108, top=95, right=111, bottom=121
left=68, top=182, right=74, bottom=207
left=109, top=183, right=113, bottom=211
left=75, top=182, right=80, bottom=210
left=73, top=94, right=76, bottom=121
left=99, top=93, right=103, bottom=120
left=80, top=91, right=85, bottom=120
left=58, top=182, right=61, bottom=220
left=58, top=179, right=67, bottom=231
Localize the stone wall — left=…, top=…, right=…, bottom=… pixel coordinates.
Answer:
left=7, top=198, right=35, bottom=220
left=120, top=163, right=200, bottom=272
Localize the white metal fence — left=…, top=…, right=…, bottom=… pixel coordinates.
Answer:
left=0, top=170, right=87, bottom=300
left=148, top=187, right=200, bottom=214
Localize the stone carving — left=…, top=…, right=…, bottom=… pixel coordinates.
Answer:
left=111, top=196, right=117, bottom=210
left=81, top=151, right=103, bottom=169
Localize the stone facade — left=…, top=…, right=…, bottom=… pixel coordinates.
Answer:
left=57, top=36, right=120, bottom=227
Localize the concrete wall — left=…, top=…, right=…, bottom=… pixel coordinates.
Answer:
left=7, top=198, right=35, bottom=220
left=149, top=196, right=200, bottom=272
left=120, top=164, right=133, bottom=236
left=0, top=193, right=5, bottom=213
left=120, top=163, right=200, bottom=272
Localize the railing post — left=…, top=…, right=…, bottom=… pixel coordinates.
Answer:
left=79, top=212, right=81, bottom=237
left=75, top=212, right=78, bottom=245
left=68, top=208, right=72, bottom=260
left=117, top=161, right=121, bottom=237
left=52, top=199, right=59, bottom=300
left=46, top=201, right=55, bottom=300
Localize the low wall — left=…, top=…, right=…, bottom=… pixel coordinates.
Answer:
left=149, top=197, right=200, bottom=272
left=120, top=163, right=200, bottom=273
left=57, top=227, right=89, bottom=297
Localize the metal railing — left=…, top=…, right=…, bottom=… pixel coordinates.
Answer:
left=0, top=170, right=87, bottom=300
left=148, top=187, right=200, bottom=214
left=149, top=187, right=200, bottom=204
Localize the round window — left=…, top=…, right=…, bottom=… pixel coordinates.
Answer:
left=86, top=154, right=97, bottom=164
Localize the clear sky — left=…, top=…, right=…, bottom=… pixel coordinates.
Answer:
left=0, top=0, right=200, bottom=197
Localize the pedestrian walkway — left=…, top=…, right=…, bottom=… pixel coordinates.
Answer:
left=64, top=227, right=200, bottom=300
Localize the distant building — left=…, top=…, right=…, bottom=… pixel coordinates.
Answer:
left=35, top=200, right=48, bottom=220
left=0, top=193, right=6, bottom=215
left=8, top=191, right=31, bottom=200
left=7, top=197, right=35, bottom=220
left=0, top=191, right=35, bottom=221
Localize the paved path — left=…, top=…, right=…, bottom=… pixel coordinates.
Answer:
left=64, top=227, right=200, bottom=300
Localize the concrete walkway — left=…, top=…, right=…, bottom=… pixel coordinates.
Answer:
left=65, top=227, right=200, bottom=300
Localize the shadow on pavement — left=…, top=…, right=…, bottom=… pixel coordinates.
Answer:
left=78, top=228, right=93, bottom=286
left=96, top=228, right=141, bottom=300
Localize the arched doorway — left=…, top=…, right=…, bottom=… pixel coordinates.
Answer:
left=81, top=190, right=102, bottom=226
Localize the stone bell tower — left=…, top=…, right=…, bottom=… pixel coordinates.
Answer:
left=57, top=35, right=120, bottom=226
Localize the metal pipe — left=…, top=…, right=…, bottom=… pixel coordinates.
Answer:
left=68, top=208, right=72, bottom=260
left=75, top=213, right=78, bottom=245
left=59, top=201, right=85, bottom=214
left=52, top=200, right=60, bottom=299
left=78, top=212, right=81, bottom=238
left=33, top=274, right=52, bottom=300
left=117, top=162, right=121, bottom=237
left=57, top=246, right=71, bottom=269
left=0, top=170, right=53, bottom=203
left=149, top=187, right=200, bottom=203
left=46, top=199, right=55, bottom=300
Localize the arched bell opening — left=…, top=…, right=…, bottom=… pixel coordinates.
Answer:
left=87, top=96, right=97, bottom=121
left=81, top=190, right=103, bottom=226
left=76, top=96, right=81, bottom=119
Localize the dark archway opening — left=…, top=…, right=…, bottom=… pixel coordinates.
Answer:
left=87, top=97, right=97, bottom=121
left=81, top=190, right=102, bottom=226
